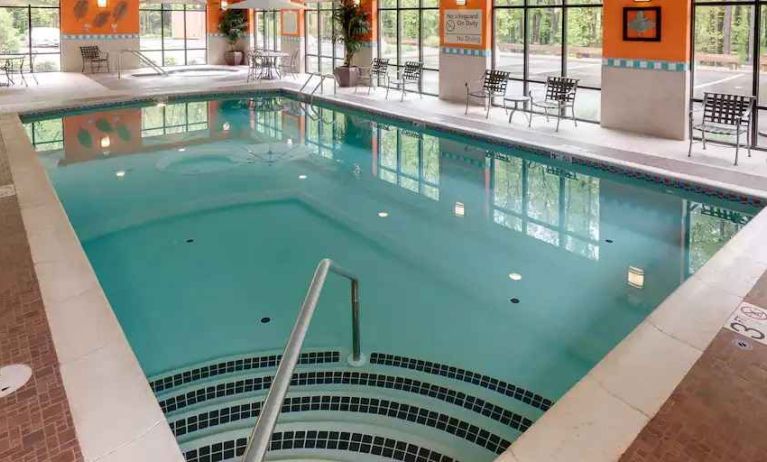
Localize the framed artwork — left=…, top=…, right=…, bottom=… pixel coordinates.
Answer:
left=623, top=7, right=661, bottom=42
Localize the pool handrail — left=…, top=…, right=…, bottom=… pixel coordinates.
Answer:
left=241, top=258, right=361, bottom=462
left=117, top=49, right=168, bottom=79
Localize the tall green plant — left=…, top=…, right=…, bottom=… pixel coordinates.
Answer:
left=333, top=0, right=371, bottom=67
left=219, top=9, right=247, bottom=50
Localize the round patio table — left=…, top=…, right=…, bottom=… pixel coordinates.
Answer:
left=505, top=95, right=532, bottom=124
left=258, top=51, right=289, bottom=80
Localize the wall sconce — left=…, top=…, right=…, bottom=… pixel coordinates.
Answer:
left=221, top=0, right=228, bottom=9
left=455, top=0, right=466, bottom=5
left=627, top=266, right=645, bottom=289
left=100, top=135, right=111, bottom=149
left=97, top=0, right=107, bottom=8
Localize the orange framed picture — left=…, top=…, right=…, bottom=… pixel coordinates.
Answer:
left=623, top=7, right=661, bottom=42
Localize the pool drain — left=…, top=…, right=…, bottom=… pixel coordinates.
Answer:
left=185, top=238, right=195, bottom=243
left=605, top=239, right=614, bottom=244
left=0, top=364, right=32, bottom=398
left=510, top=298, right=520, bottom=304
left=733, top=338, right=753, bottom=351
left=260, top=317, right=271, bottom=324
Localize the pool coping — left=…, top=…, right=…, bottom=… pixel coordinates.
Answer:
left=2, top=84, right=767, bottom=461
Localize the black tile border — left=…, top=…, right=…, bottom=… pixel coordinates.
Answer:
left=149, top=351, right=340, bottom=394
left=184, top=431, right=458, bottom=462
left=160, top=371, right=534, bottom=432
left=370, top=353, right=554, bottom=412
left=170, top=395, right=512, bottom=454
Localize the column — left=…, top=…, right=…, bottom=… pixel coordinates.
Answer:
left=60, top=0, right=140, bottom=72
left=351, top=0, right=377, bottom=68
left=601, top=0, right=691, bottom=140
left=207, top=0, right=229, bottom=65
left=438, top=0, right=491, bottom=102
left=281, top=8, right=305, bottom=72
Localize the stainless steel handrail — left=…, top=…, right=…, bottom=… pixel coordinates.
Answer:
left=241, top=258, right=362, bottom=462
left=117, top=49, right=168, bottom=79
left=299, top=72, right=338, bottom=97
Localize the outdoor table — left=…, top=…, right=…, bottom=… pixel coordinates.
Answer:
left=258, top=51, right=289, bottom=80
left=505, top=95, right=532, bottom=124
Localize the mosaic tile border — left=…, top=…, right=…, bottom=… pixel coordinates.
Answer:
left=159, top=371, right=534, bottom=432
left=61, top=33, right=139, bottom=40
left=149, top=351, right=340, bottom=393
left=184, top=432, right=457, bottom=462
left=441, top=47, right=490, bottom=57
left=370, top=353, right=553, bottom=412
left=170, top=395, right=511, bottom=454
left=281, top=35, right=302, bottom=43
left=603, top=57, right=689, bottom=73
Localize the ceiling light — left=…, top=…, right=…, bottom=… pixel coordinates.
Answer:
left=377, top=211, right=389, bottom=218
left=454, top=201, right=465, bottom=217
left=508, top=273, right=522, bottom=281
left=628, top=266, right=645, bottom=289
left=115, top=170, right=126, bottom=178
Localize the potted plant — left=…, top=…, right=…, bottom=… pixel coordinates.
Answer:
left=219, top=9, right=247, bottom=65
left=332, top=0, right=370, bottom=87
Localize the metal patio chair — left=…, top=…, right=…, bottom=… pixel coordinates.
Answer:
left=387, top=61, right=423, bottom=101
left=2, top=56, right=33, bottom=87
left=279, top=49, right=299, bottom=79
left=689, top=92, right=754, bottom=166
left=80, top=46, right=110, bottom=73
left=529, top=76, right=579, bottom=132
left=465, top=69, right=511, bottom=118
left=247, top=50, right=263, bottom=82
left=356, top=58, right=389, bottom=95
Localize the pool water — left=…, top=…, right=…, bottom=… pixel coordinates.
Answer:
left=23, top=93, right=760, bottom=458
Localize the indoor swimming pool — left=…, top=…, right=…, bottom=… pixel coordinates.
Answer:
left=22, top=93, right=761, bottom=462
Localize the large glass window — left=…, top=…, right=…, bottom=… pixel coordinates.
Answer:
left=253, top=10, right=280, bottom=50
left=140, top=2, right=207, bottom=67
left=493, top=0, right=603, bottom=122
left=305, top=1, right=342, bottom=74
left=0, top=0, right=60, bottom=72
left=378, top=0, right=440, bottom=95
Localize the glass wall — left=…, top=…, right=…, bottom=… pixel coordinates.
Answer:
left=305, top=1, right=343, bottom=74
left=0, top=0, right=60, bottom=71
left=375, top=124, right=440, bottom=198
left=378, top=0, right=440, bottom=95
left=493, top=0, right=603, bottom=122
left=140, top=2, right=207, bottom=66
left=253, top=10, right=280, bottom=50
left=690, top=1, right=767, bottom=147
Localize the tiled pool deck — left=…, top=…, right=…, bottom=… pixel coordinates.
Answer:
left=2, top=71, right=767, bottom=461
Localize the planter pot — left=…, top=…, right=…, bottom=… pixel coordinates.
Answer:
left=224, top=50, right=244, bottom=66
left=334, top=66, right=361, bottom=87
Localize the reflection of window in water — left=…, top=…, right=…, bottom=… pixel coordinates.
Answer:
left=141, top=101, right=208, bottom=137
left=252, top=105, right=283, bottom=139
left=687, top=203, right=751, bottom=274
left=305, top=108, right=345, bottom=159
left=492, top=154, right=600, bottom=260
left=376, top=125, right=439, bottom=200
left=24, top=119, right=64, bottom=152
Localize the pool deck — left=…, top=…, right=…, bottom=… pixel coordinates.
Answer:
left=2, top=69, right=767, bottom=462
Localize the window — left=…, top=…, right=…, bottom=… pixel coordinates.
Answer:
left=253, top=10, right=281, bottom=51
left=493, top=0, right=603, bottom=122
left=378, top=0, right=440, bottom=95
left=0, top=0, right=60, bottom=72
left=305, top=1, right=342, bottom=74
left=140, top=2, right=207, bottom=67
left=492, top=153, right=600, bottom=260
left=375, top=124, right=440, bottom=199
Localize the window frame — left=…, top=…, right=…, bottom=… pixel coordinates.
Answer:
left=139, top=2, right=208, bottom=67
left=0, top=3, right=61, bottom=72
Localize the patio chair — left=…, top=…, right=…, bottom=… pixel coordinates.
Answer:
left=465, top=69, right=511, bottom=118
left=279, top=49, right=299, bottom=79
left=387, top=61, right=423, bottom=101
left=356, top=58, right=389, bottom=95
left=689, top=92, right=754, bottom=166
left=247, top=50, right=263, bottom=82
left=80, top=46, right=110, bottom=73
left=3, top=57, right=30, bottom=87
left=529, top=76, right=579, bottom=132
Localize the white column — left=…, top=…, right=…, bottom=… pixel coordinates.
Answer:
left=439, top=49, right=490, bottom=103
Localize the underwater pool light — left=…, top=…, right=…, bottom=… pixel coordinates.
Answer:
left=378, top=211, right=389, bottom=218
left=298, top=174, right=307, bottom=180
left=115, top=170, right=126, bottom=178
left=454, top=201, right=465, bottom=217
left=508, top=273, right=522, bottom=281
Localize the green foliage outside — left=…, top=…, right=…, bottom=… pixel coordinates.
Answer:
left=695, top=6, right=758, bottom=64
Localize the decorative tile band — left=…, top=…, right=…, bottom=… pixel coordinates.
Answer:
left=370, top=353, right=554, bottom=412
left=207, top=33, right=227, bottom=38
left=441, top=47, right=490, bottom=57
left=61, top=33, right=139, bottom=40
left=149, top=351, right=340, bottom=394
left=184, top=432, right=457, bottom=462
left=281, top=35, right=302, bottom=43
left=170, top=395, right=511, bottom=454
left=603, top=57, right=688, bottom=72
left=159, top=371, right=534, bottom=432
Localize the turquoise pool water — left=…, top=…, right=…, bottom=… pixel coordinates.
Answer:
left=24, top=94, right=759, bottom=404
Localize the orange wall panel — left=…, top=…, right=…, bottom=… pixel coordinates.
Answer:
left=359, top=0, right=377, bottom=42
left=440, top=0, right=492, bottom=50
left=61, top=0, right=139, bottom=35
left=603, top=0, right=690, bottom=62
